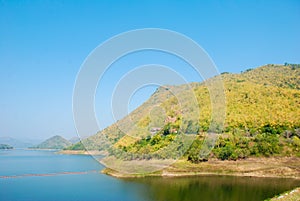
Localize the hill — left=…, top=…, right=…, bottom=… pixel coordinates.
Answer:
left=32, top=135, right=72, bottom=150
left=69, top=137, right=80, bottom=144
left=66, top=64, right=300, bottom=162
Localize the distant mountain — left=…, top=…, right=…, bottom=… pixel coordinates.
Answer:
left=20, top=138, right=43, bottom=146
left=31, top=135, right=72, bottom=149
left=69, top=137, right=80, bottom=144
left=0, top=137, right=33, bottom=148
left=0, top=144, right=13, bottom=149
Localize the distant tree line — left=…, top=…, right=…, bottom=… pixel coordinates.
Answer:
left=0, top=144, right=13, bottom=149
left=284, top=62, right=300, bottom=70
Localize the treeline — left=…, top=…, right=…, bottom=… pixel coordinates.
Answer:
left=109, top=130, right=192, bottom=161
left=63, top=141, right=86, bottom=150
left=107, top=125, right=300, bottom=162
left=188, top=128, right=300, bottom=162
left=284, top=62, right=300, bottom=70
left=0, top=144, right=13, bottom=149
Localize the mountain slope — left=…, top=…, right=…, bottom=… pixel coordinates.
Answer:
left=0, top=137, right=33, bottom=148
left=32, top=135, right=72, bottom=149
left=66, top=64, right=300, bottom=158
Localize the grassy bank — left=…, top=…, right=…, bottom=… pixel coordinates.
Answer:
left=101, top=157, right=300, bottom=179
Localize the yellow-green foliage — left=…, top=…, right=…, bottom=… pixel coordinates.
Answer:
left=220, top=64, right=300, bottom=131
left=67, top=64, right=300, bottom=152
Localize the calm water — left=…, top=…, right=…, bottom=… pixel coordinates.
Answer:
left=0, top=149, right=299, bottom=201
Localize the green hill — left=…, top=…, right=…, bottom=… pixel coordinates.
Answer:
left=32, top=135, right=72, bottom=150
left=66, top=64, right=300, bottom=161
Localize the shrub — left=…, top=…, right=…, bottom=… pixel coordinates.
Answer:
left=292, top=136, right=300, bottom=147
left=214, top=144, right=236, bottom=160
left=251, top=133, right=281, bottom=156
left=187, top=139, right=208, bottom=163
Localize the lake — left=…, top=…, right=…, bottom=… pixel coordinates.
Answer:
left=1, top=149, right=299, bottom=201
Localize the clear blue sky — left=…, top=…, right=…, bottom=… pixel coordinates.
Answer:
left=0, top=0, right=299, bottom=140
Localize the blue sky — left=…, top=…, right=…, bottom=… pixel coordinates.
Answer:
left=0, top=0, right=299, bottom=140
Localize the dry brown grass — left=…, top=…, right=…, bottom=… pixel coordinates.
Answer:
left=164, top=157, right=300, bottom=179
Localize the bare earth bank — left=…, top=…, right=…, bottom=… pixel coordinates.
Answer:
left=101, top=157, right=300, bottom=180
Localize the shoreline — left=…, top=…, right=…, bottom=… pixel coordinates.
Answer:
left=58, top=150, right=300, bottom=180
left=102, top=168, right=300, bottom=180
left=267, top=187, right=300, bottom=200
left=100, top=157, right=300, bottom=180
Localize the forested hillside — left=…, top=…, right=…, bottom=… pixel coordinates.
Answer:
left=31, top=135, right=72, bottom=150
left=66, top=64, right=300, bottom=162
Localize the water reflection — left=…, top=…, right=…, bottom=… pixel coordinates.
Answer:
left=125, top=175, right=300, bottom=201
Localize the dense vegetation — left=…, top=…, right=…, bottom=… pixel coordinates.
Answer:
left=31, top=135, right=72, bottom=150
left=187, top=129, right=300, bottom=162
left=63, top=141, right=86, bottom=150
left=66, top=64, right=300, bottom=162
left=0, top=144, right=13, bottom=149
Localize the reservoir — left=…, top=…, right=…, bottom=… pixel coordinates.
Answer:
left=1, top=149, right=299, bottom=201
